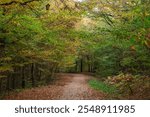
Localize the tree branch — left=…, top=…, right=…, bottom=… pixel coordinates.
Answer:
left=0, top=0, right=40, bottom=6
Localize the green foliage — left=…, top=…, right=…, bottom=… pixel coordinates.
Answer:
left=89, top=79, right=117, bottom=94
left=86, top=0, right=150, bottom=77
left=106, top=73, right=135, bottom=94
left=105, top=73, right=150, bottom=99
left=0, top=0, right=150, bottom=100
left=93, top=39, right=123, bottom=77
left=0, top=0, right=82, bottom=93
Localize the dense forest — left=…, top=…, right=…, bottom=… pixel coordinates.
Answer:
left=0, top=0, right=150, bottom=99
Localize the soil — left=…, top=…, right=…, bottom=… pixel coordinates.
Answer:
left=4, top=73, right=106, bottom=100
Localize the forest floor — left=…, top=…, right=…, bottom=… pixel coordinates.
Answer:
left=4, top=73, right=106, bottom=100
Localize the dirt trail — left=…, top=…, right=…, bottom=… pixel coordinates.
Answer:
left=4, top=74, right=105, bottom=100
left=60, top=74, right=104, bottom=99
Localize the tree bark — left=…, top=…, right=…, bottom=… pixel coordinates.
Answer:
left=80, top=59, right=83, bottom=72
left=0, top=78, right=2, bottom=94
left=31, top=63, right=35, bottom=87
left=22, top=66, right=25, bottom=88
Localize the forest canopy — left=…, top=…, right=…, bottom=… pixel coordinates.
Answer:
left=0, top=0, right=150, bottom=99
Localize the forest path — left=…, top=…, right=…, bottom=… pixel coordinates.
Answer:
left=5, top=73, right=105, bottom=100
left=59, top=74, right=105, bottom=99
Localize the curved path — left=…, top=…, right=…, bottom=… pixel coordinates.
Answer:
left=5, top=74, right=105, bottom=100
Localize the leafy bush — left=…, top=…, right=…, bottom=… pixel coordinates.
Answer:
left=89, top=79, right=116, bottom=94
left=93, top=39, right=123, bottom=77
left=105, top=73, right=150, bottom=99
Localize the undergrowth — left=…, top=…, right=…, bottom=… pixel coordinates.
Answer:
left=89, top=79, right=117, bottom=94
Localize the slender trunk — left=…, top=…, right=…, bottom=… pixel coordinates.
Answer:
left=87, top=56, right=90, bottom=72
left=38, top=64, right=41, bottom=81
left=75, top=61, right=78, bottom=72
left=91, top=64, right=94, bottom=73
left=12, top=77, right=15, bottom=89
left=22, top=66, right=25, bottom=88
left=39, top=69, right=41, bottom=81
left=88, top=63, right=90, bottom=72
left=0, top=30, right=6, bottom=91
left=31, top=63, right=35, bottom=87
left=7, top=74, right=10, bottom=91
left=11, top=67, right=16, bottom=89
left=0, top=78, right=2, bottom=94
left=80, top=59, right=83, bottom=72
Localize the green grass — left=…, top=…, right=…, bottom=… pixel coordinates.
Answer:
left=89, top=79, right=117, bottom=94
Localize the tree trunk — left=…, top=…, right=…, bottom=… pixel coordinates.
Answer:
left=75, top=60, right=78, bottom=72
left=6, top=74, right=10, bottom=91
left=80, top=59, right=83, bottom=72
left=37, top=64, right=41, bottom=81
left=31, top=63, right=35, bottom=87
left=0, top=78, right=2, bottom=94
left=22, top=66, right=25, bottom=88
left=12, top=77, right=15, bottom=89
